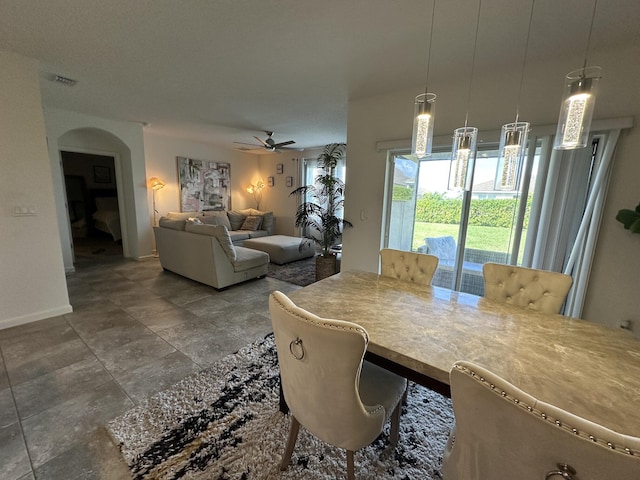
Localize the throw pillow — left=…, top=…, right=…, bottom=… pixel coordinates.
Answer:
left=227, top=211, right=247, bottom=231
left=241, top=215, right=263, bottom=231
left=259, top=211, right=275, bottom=234
left=202, top=211, right=232, bottom=230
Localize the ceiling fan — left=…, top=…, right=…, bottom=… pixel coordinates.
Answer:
left=234, top=131, right=297, bottom=153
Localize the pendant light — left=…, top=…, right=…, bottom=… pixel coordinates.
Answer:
left=411, top=0, right=437, bottom=158
left=449, top=0, right=482, bottom=191
left=495, top=0, right=535, bottom=191
left=553, top=0, right=601, bottom=150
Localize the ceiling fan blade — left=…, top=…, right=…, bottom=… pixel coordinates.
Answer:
left=254, top=136, right=270, bottom=147
left=273, top=140, right=296, bottom=148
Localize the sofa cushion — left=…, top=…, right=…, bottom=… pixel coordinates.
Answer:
left=159, top=217, right=186, bottom=230
left=184, top=223, right=237, bottom=261
left=241, top=215, right=263, bottom=231
left=227, top=210, right=247, bottom=230
left=167, top=211, right=204, bottom=221
left=229, top=231, right=250, bottom=243
left=187, top=217, right=203, bottom=225
left=233, top=246, right=270, bottom=272
left=202, top=211, right=232, bottom=229
left=259, top=211, right=275, bottom=234
left=247, top=230, right=269, bottom=239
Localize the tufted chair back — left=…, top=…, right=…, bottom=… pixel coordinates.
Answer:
left=380, top=248, right=439, bottom=286
left=443, top=361, right=640, bottom=480
left=482, top=263, right=572, bottom=314
left=269, top=291, right=407, bottom=479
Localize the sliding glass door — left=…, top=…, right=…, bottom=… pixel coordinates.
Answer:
left=384, top=144, right=539, bottom=296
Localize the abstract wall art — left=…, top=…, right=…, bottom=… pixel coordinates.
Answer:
left=177, top=156, right=231, bottom=212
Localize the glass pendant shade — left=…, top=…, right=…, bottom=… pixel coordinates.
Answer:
left=449, top=126, right=478, bottom=191
left=495, top=122, right=530, bottom=190
left=554, top=66, right=601, bottom=150
left=411, top=93, right=437, bottom=158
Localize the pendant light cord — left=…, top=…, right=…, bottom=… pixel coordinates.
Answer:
left=514, top=0, right=536, bottom=123
left=582, top=0, right=598, bottom=71
left=464, top=0, right=482, bottom=128
left=423, top=0, right=436, bottom=95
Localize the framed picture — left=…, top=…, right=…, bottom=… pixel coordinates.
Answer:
left=177, top=156, right=231, bottom=212
left=286, top=176, right=293, bottom=188
left=268, top=176, right=274, bottom=187
left=276, top=163, right=284, bottom=174
left=93, top=165, right=111, bottom=184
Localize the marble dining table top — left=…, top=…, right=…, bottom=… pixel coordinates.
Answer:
left=286, top=270, right=640, bottom=437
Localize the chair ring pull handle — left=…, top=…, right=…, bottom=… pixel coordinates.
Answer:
left=289, top=338, right=305, bottom=360
left=545, top=463, right=577, bottom=480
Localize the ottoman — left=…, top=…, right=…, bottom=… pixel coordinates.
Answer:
left=243, top=235, right=315, bottom=265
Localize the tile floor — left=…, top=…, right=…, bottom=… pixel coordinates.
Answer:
left=0, top=249, right=300, bottom=479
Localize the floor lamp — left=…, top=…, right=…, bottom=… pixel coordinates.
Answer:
left=148, top=176, right=165, bottom=226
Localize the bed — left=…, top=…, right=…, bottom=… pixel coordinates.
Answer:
left=92, top=194, right=122, bottom=242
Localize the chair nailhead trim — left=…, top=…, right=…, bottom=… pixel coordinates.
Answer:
left=453, top=364, right=640, bottom=457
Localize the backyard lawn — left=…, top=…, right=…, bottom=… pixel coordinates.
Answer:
left=412, top=222, right=524, bottom=252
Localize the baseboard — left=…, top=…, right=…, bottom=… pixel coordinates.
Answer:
left=0, top=305, right=73, bottom=331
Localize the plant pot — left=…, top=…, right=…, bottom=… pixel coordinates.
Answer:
left=315, top=255, right=337, bottom=281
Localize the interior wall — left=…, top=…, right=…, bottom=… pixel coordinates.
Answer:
left=143, top=134, right=319, bottom=238
left=0, top=50, right=71, bottom=329
left=343, top=43, right=640, bottom=333
left=44, top=109, right=151, bottom=269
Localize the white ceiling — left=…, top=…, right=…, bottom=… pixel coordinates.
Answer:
left=1, top=0, right=638, bottom=151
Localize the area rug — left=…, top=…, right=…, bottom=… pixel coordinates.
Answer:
left=107, top=335, right=454, bottom=480
left=266, top=257, right=316, bottom=286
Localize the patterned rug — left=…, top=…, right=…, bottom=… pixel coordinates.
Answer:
left=266, top=257, right=316, bottom=286
left=107, top=335, right=454, bottom=480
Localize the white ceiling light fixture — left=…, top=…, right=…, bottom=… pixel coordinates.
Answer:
left=449, top=0, right=482, bottom=191
left=553, top=0, right=601, bottom=150
left=495, top=0, right=535, bottom=191
left=411, top=0, right=437, bottom=159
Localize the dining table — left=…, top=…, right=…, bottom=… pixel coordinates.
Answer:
left=286, top=270, right=640, bottom=437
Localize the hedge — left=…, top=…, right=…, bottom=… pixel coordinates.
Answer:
left=411, top=192, right=532, bottom=228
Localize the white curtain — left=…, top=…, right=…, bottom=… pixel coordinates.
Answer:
left=527, top=128, right=623, bottom=318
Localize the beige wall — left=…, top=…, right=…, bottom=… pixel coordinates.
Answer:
left=343, top=43, right=640, bottom=334
left=0, top=50, right=71, bottom=328
left=142, top=135, right=316, bottom=237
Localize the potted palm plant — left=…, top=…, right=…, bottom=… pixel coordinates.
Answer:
left=290, top=143, right=353, bottom=280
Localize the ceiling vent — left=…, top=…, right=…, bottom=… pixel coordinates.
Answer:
left=49, top=74, right=78, bottom=86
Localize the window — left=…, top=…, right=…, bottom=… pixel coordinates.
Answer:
left=384, top=143, right=539, bottom=296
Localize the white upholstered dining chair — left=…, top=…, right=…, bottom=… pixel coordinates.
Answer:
left=443, top=361, right=640, bottom=480
left=269, top=290, right=407, bottom=480
left=380, top=248, right=439, bottom=286
left=482, top=262, right=573, bottom=314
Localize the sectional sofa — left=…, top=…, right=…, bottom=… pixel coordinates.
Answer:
left=154, top=208, right=276, bottom=289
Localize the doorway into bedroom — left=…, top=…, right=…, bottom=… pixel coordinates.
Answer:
left=61, top=151, right=123, bottom=266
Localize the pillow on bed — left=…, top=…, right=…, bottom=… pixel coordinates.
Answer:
left=95, top=197, right=118, bottom=211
